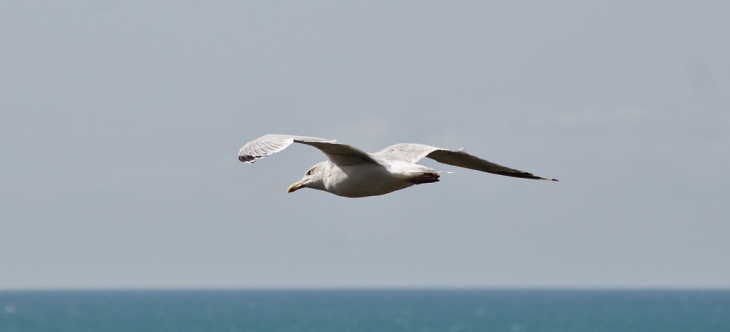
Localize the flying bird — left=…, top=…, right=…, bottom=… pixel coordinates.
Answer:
left=238, top=134, right=557, bottom=198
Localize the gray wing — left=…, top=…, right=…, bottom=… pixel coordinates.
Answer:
left=373, top=143, right=558, bottom=181
left=238, top=134, right=379, bottom=166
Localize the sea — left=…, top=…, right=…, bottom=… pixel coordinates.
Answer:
left=1, top=289, right=728, bottom=332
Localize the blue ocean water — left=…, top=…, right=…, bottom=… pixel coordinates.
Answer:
left=1, top=289, right=728, bottom=332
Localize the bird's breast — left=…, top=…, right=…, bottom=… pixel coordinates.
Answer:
left=323, top=164, right=413, bottom=198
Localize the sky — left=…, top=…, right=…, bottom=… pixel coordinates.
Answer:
left=1, top=1, right=729, bottom=290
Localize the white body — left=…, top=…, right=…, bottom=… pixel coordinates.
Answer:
left=316, top=160, right=437, bottom=197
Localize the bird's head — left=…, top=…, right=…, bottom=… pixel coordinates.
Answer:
left=287, top=163, right=326, bottom=193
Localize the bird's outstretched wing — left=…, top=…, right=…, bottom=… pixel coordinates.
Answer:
left=373, top=143, right=557, bottom=181
left=238, top=134, right=379, bottom=166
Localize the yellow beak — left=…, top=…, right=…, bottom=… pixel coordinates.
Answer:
left=287, top=182, right=305, bottom=193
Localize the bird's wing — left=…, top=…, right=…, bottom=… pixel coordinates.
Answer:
left=238, top=134, right=379, bottom=166
left=373, top=143, right=557, bottom=181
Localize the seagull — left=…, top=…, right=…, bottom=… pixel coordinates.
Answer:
left=238, top=134, right=557, bottom=198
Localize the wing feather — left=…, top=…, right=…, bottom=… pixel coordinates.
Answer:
left=374, top=143, right=557, bottom=181
left=238, top=134, right=379, bottom=166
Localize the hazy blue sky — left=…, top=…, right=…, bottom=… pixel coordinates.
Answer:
left=1, top=1, right=728, bottom=289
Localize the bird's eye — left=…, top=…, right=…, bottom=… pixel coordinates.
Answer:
left=306, top=169, right=313, bottom=176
